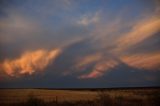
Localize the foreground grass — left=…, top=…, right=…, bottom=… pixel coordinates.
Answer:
left=0, top=88, right=159, bottom=106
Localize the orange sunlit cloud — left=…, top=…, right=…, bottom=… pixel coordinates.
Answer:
left=1, top=49, right=61, bottom=76
left=75, top=53, right=102, bottom=70
left=75, top=15, right=160, bottom=79
left=120, top=52, right=160, bottom=71
left=115, top=16, right=160, bottom=52
left=79, top=59, right=118, bottom=79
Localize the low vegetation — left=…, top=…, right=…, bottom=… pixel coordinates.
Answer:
left=0, top=88, right=159, bottom=106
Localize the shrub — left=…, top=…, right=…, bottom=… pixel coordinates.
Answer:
left=25, top=93, right=45, bottom=106
left=97, top=90, right=113, bottom=106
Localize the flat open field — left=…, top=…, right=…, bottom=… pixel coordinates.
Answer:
left=0, top=88, right=159, bottom=106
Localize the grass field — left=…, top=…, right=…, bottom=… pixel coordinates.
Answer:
left=0, top=88, right=159, bottom=106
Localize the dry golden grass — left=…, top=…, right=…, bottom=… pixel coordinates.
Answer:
left=0, top=88, right=159, bottom=106
left=0, top=89, right=97, bottom=103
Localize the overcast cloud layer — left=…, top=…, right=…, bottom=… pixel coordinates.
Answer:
left=0, top=0, right=160, bottom=88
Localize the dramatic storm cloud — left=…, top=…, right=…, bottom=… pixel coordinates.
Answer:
left=0, top=0, right=160, bottom=88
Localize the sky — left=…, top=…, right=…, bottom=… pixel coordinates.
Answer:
left=0, top=0, right=160, bottom=88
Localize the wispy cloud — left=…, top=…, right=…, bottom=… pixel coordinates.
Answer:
left=120, top=52, right=160, bottom=71
left=79, top=59, right=118, bottom=79
left=115, top=16, right=160, bottom=52
left=77, top=11, right=100, bottom=26
left=75, top=53, right=102, bottom=70
left=0, top=10, right=41, bottom=44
